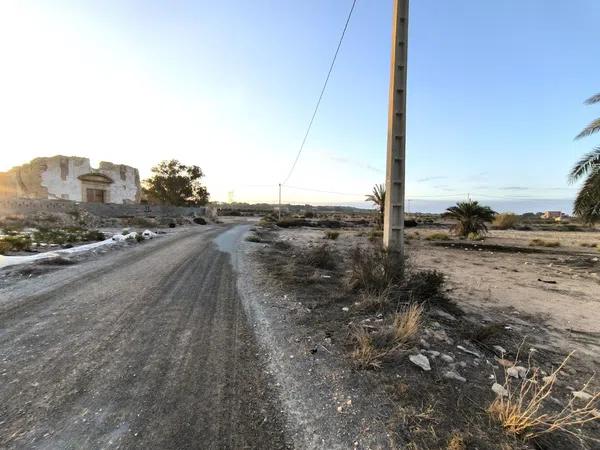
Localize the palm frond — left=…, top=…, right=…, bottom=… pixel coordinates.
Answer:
left=584, top=93, right=600, bottom=105
left=573, top=170, right=600, bottom=224
left=569, top=147, right=600, bottom=183
left=575, top=118, right=600, bottom=140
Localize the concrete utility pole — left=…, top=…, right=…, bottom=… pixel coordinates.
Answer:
left=383, top=0, right=409, bottom=254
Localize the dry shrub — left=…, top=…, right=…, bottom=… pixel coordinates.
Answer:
left=349, top=245, right=405, bottom=293
left=356, top=288, right=392, bottom=313
left=529, top=239, right=560, bottom=248
left=407, top=269, right=445, bottom=301
left=351, top=304, right=422, bottom=369
left=324, top=230, right=340, bottom=240
left=493, top=213, right=519, bottom=230
left=299, top=244, right=336, bottom=270
left=425, top=232, right=449, bottom=241
left=488, top=352, right=600, bottom=442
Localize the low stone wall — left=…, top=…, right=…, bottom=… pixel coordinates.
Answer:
left=0, top=198, right=209, bottom=218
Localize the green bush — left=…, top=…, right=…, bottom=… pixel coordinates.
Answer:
left=407, top=270, right=445, bottom=301
left=0, top=235, right=31, bottom=253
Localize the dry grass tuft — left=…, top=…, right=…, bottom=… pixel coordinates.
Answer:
left=529, top=238, right=561, bottom=248
left=356, top=288, right=392, bottom=313
left=488, top=352, right=600, bottom=442
left=446, top=431, right=467, bottom=450
left=493, top=213, right=519, bottom=230
left=351, top=304, right=423, bottom=369
left=390, top=304, right=422, bottom=345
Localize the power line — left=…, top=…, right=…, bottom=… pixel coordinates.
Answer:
left=281, top=0, right=358, bottom=185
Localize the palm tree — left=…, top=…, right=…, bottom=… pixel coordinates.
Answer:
left=366, top=184, right=386, bottom=228
left=570, top=93, right=600, bottom=224
left=443, top=200, right=496, bottom=237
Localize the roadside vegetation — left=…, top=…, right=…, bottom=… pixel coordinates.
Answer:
left=250, top=220, right=600, bottom=449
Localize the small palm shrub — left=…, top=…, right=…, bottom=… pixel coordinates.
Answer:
left=443, top=200, right=496, bottom=237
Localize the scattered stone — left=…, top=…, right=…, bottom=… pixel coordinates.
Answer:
left=457, top=345, right=482, bottom=358
left=444, top=370, right=466, bottom=383
left=419, top=338, right=431, bottom=349
left=507, top=367, right=520, bottom=379
left=440, top=354, right=454, bottom=363
left=431, top=329, right=453, bottom=344
left=426, top=350, right=440, bottom=358
left=341, top=307, right=349, bottom=312
left=496, top=358, right=514, bottom=368
left=493, top=345, right=506, bottom=355
left=492, top=383, right=509, bottom=397
left=432, top=309, right=456, bottom=321
left=409, top=354, right=431, bottom=371
left=573, top=391, right=593, bottom=401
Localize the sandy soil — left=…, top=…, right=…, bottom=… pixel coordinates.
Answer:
left=408, top=228, right=600, bottom=359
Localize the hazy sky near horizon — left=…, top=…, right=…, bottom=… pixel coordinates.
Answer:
left=1, top=0, right=599, bottom=210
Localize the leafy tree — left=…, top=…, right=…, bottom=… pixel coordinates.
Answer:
left=570, top=93, right=600, bottom=224
left=143, top=160, right=209, bottom=206
left=443, top=200, right=496, bottom=237
left=366, top=184, right=386, bottom=228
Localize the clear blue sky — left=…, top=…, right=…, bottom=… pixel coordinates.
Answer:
left=1, top=0, right=599, bottom=212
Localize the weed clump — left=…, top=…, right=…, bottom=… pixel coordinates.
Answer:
left=324, top=230, right=340, bottom=240
left=425, top=232, right=449, bottom=241
left=348, top=245, right=404, bottom=293
left=530, top=239, right=560, bottom=248
left=350, top=304, right=423, bottom=369
left=299, top=244, right=336, bottom=270
left=0, top=235, right=31, bottom=253
left=488, top=353, right=600, bottom=442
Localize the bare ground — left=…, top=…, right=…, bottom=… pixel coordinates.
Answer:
left=0, top=225, right=289, bottom=449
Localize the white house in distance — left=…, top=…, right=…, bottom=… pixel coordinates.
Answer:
left=0, top=156, right=141, bottom=204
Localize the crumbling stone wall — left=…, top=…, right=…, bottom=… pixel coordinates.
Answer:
left=0, top=156, right=141, bottom=204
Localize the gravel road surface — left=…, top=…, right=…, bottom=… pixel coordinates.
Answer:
left=0, top=225, right=289, bottom=449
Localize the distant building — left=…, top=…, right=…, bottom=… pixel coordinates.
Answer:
left=0, top=156, right=141, bottom=204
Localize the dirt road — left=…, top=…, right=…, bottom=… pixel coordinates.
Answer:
left=0, top=225, right=289, bottom=449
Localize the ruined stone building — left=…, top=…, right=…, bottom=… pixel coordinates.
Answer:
left=0, top=156, right=141, bottom=204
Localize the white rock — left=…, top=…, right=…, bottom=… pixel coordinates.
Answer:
left=492, top=383, right=509, bottom=397
left=573, top=391, right=593, bottom=401
left=440, top=354, right=454, bottom=363
left=444, top=370, right=466, bottom=382
left=493, top=345, right=506, bottom=355
left=341, top=307, right=349, bottom=312
left=426, top=350, right=440, bottom=358
left=432, top=309, right=456, bottom=321
left=142, top=230, right=157, bottom=239
left=409, top=354, right=431, bottom=371
left=457, top=345, right=482, bottom=358
left=507, top=367, right=520, bottom=379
